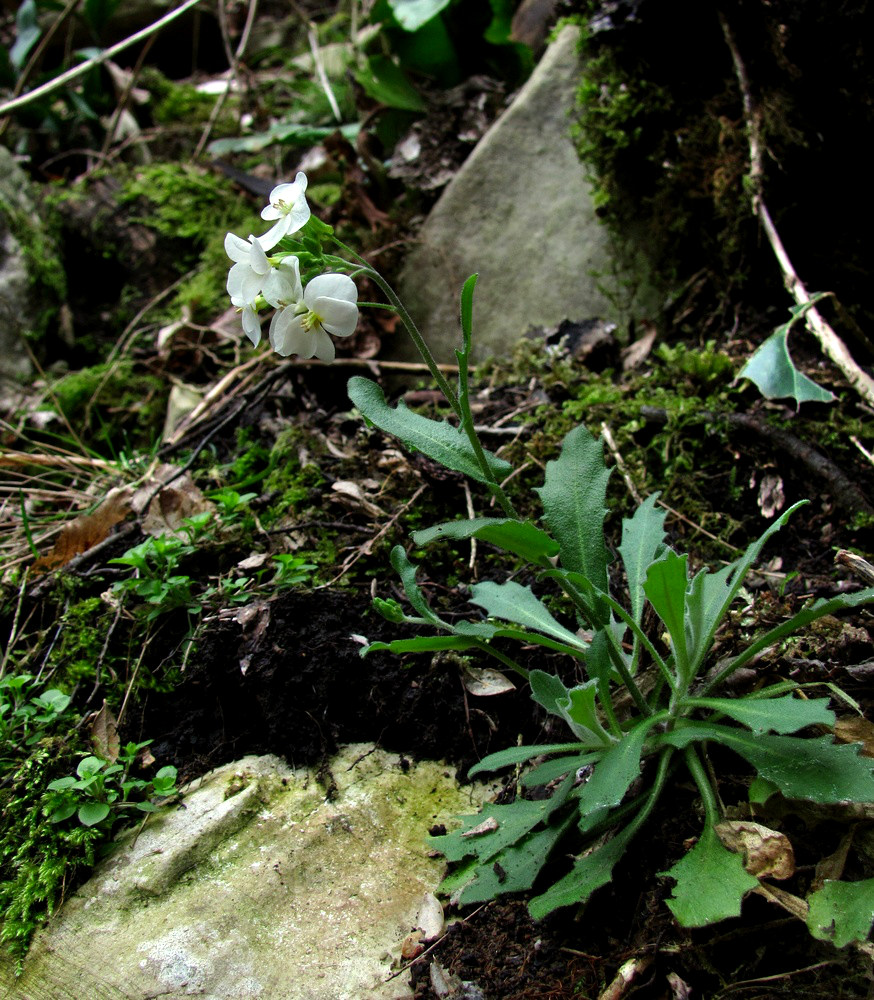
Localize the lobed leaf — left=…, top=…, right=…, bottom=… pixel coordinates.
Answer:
left=682, top=694, right=834, bottom=735
left=661, top=825, right=758, bottom=927
left=661, top=724, right=874, bottom=803
left=807, top=879, right=874, bottom=948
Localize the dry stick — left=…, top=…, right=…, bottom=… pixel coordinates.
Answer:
left=717, top=10, right=874, bottom=408
left=0, top=569, right=29, bottom=680
left=100, top=30, right=159, bottom=159
left=0, top=0, right=206, bottom=118
left=600, top=422, right=642, bottom=504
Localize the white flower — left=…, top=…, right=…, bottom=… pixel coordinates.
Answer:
left=225, top=233, right=271, bottom=303
left=258, top=172, right=311, bottom=251
left=267, top=272, right=358, bottom=362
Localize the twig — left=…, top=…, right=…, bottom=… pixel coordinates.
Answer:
left=718, top=10, right=874, bottom=407
left=382, top=904, right=487, bottom=983
left=100, top=31, right=158, bottom=158
left=600, top=422, right=642, bottom=504
left=0, top=0, right=207, bottom=118
left=322, top=485, right=427, bottom=587
left=0, top=569, right=29, bottom=681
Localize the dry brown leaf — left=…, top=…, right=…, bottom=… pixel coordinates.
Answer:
left=621, top=323, right=658, bottom=371
left=32, top=487, right=133, bottom=572
left=834, top=716, right=874, bottom=757
left=462, top=666, right=516, bottom=697
left=814, top=829, right=854, bottom=887
left=400, top=930, right=425, bottom=960
left=461, top=817, right=499, bottom=838
left=757, top=472, right=786, bottom=519
left=715, top=820, right=795, bottom=879
left=134, top=468, right=212, bottom=538
left=90, top=700, right=120, bottom=764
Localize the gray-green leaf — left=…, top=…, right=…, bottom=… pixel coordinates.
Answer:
left=807, top=878, right=874, bottom=948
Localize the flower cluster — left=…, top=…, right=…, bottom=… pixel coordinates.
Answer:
left=224, top=172, right=358, bottom=362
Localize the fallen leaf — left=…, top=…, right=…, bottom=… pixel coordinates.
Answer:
left=621, top=323, right=658, bottom=371
left=134, top=467, right=212, bottom=538
left=33, top=487, right=133, bottom=571
left=416, top=891, right=444, bottom=942
left=757, top=472, right=785, bottom=519
left=461, top=817, right=499, bottom=838
left=462, top=666, right=516, bottom=697
left=715, top=820, right=795, bottom=879
left=330, top=480, right=386, bottom=518
left=834, top=716, right=874, bottom=757
left=90, top=700, right=119, bottom=763
left=400, top=930, right=424, bottom=960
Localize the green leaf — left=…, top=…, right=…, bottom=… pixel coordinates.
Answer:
left=362, top=634, right=479, bottom=657
left=575, top=717, right=662, bottom=829
left=528, top=670, right=613, bottom=746
left=387, top=0, right=451, bottom=31
left=348, top=377, right=510, bottom=484
left=529, top=822, right=636, bottom=919
left=468, top=742, right=593, bottom=777
left=807, top=879, right=874, bottom=948
left=78, top=802, right=111, bottom=827
left=430, top=776, right=574, bottom=865
left=536, top=425, right=611, bottom=591
left=748, top=776, right=779, bottom=804
left=354, top=54, right=426, bottom=111
left=617, top=494, right=667, bottom=630
left=643, top=550, right=690, bottom=683
left=469, top=581, right=586, bottom=650
left=739, top=295, right=835, bottom=405
left=208, top=122, right=360, bottom=155
left=522, top=754, right=601, bottom=787
left=457, top=817, right=574, bottom=905
left=719, top=587, right=874, bottom=681
left=660, top=724, right=874, bottom=803
left=10, top=0, right=40, bottom=73
left=682, top=694, right=834, bottom=735
left=693, top=501, right=808, bottom=688
left=662, top=825, right=758, bottom=927
left=413, top=518, right=559, bottom=564
left=390, top=546, right=445, bottom=626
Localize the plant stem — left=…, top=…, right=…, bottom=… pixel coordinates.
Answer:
left=471, top=640, right=530, bottom=681
left=684, top=745, right=721, bottom=827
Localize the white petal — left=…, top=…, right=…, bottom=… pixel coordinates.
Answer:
left=227, top=260, right=249, bottom=299
left=312, top=330, right=336, bottom=363
left=239, top=266, right=264, bottom=303
left=262, top=257, right=302, bottom=308
left=247, top=236, right=271, bottom=275
left=241, top=305, right=261, bottom=347
left=269, top=308, right=314, bottom=358
left=305, top=273, right=357, bottom=305
left=224, top=232, right=250, bottom=262
left=258, top=217, right=288, bottom=252
left=311, top=296, right=358, bottom=338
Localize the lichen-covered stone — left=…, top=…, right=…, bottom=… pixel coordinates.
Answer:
left=0, top=746, right=485, bottom=1000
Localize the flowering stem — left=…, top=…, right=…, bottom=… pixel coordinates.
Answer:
left=328, top=239, right=463, bottom=420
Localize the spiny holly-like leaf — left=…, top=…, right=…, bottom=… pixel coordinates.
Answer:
left=683, top=694, right=835, bottom=735
left=413, top=517, right=559, bottom=564
left=807, top=879, right=874, bottom=948
left=662, top=825, right=759, bottom=927
left=348, top=377, right=510, bottom=484
left=536, top=425, right=611, bottom=591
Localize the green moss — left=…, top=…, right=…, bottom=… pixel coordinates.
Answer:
left=0, top=744, right=101, bottom=965
left=48, top=598, right=114, bottom=689
left=48, top=360, right=165, bottom=455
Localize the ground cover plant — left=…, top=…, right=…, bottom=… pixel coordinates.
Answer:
left=220, top=176, right=874, bottom=951
left=2, top=1, right=874, bottom=995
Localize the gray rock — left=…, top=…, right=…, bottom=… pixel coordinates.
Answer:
left=0, top=746, right=487, bottom=1000
left=394, top=25, right=656, bottom=363
left=0, top=148, right=64, bottom=378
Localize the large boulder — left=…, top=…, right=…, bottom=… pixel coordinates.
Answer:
left=0, top=746, right=484, bottom=999
left=394, top=25, right=656, bottom=363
